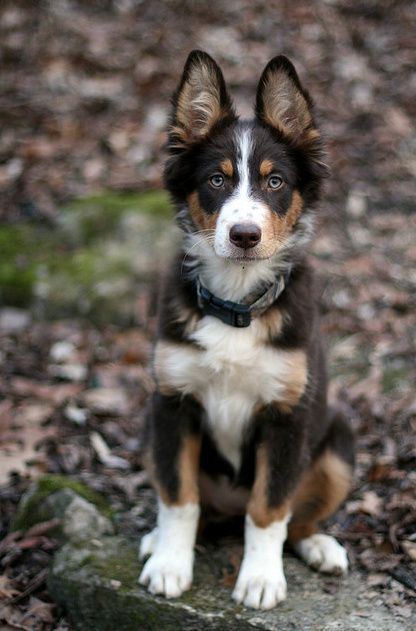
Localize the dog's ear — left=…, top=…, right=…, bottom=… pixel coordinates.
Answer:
left=168, top=50, right=235, bottom=150
left=256, top=56, right=318, bottom=146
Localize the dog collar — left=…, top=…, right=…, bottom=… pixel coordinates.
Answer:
left=196, top=270, right=291, bottom=328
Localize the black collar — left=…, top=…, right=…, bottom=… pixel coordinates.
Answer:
left=196, top=269, right=291, bottom=328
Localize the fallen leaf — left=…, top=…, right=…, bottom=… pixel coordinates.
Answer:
left=0, top=575, right=21, bottom=600
left=90, top=432, right=129, bottom=470
left=347, top=491, right=383, bottom=516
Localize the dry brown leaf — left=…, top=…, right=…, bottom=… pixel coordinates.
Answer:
left=0, top=575, right=21, bottom=600
left=401, top=540, right=416, bottom=562
left=347, top=491, right=383, bottom=516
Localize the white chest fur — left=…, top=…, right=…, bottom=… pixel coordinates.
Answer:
left=155, top=317, right=307, bottom=470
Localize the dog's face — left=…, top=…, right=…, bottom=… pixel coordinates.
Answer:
left=165, top=51, right=328, bottom=264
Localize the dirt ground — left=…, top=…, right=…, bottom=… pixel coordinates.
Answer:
left=0, top=0, right=415, bottom=628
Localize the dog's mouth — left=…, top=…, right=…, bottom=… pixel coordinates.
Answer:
left=224, top=252, right=272, bottom=262
left=214, top=242, right=278, bottom=262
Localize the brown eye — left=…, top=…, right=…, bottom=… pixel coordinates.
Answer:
left=210, top=174, right=224, bottom=188
left=267, top=175, right=283, bottom=190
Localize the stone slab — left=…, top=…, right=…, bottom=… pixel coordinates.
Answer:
left=48, top=535, right=413, bottom=631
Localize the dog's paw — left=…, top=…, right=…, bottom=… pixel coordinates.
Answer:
left=139, top=547, right=193, bottom=598
left=295, top=533, right=348, bottom=575
left=232, top=565, right=287, bottom=610
left=139, top=528, right=159, bottom=560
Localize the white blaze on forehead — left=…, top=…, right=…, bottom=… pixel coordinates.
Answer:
left=236, top=127, right=252, bottom=200
left=214, top=127, right=270, bottom=258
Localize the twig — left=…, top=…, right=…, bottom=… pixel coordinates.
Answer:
left=0, top=567, right=48, bottom=611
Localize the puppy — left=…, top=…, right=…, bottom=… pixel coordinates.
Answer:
left=139, top=50, right=354, bottom=610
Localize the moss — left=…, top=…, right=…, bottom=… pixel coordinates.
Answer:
left=61, top=190, right=171, bottom=244
left=48, top=537, right=247, bottom=630
left=48, top=534, right=411, bottom=631
left=0, top=190, right=173, bottom=320
left=12, top=474, right=112, bottom=531
left=0, top=225, right=55, bottom=305
left=85, top=540, right=140, bottom=591
left=381, top=362, right=410, bottom=394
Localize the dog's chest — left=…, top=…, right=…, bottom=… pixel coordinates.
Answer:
left=186, top=317, right=289, bottom=469
left=156, top=317, right=304, bottom=470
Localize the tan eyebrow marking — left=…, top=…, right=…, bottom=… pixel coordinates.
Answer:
left=220, top=159, right=233, bottom=177
left=260, top=159, right=274, bottom=177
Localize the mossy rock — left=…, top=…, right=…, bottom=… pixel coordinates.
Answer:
left=0, top=190, right=176, bottom=321
left=47, top=534, right=413, bottom=631
left=12, top=474, right=112, bottom=532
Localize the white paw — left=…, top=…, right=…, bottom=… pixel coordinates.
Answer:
left=232, top=564, right=287, bottom=610
left=139, top=547, right=193, bottom=598
left=139, top=528, right=158, bottom=560
left=139, top=502, right=199, bottom=599
left=295, top=533, right=348, bottom=575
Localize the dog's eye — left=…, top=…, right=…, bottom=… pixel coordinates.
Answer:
left=267, top=175, right=283, bottom=190
left=209, top=174, right=225, bottom=188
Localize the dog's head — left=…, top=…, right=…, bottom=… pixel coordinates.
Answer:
left=165, top=50, right=328, bottom=268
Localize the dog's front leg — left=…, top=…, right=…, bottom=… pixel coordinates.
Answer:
left=139, top=393, right=201, bottom=598
left=233, top=410, right=305, bottom=610
left=233, top=444, right=290, bottom=609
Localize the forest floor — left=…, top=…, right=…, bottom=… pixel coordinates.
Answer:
left=0, top=0, right=415, bottom=628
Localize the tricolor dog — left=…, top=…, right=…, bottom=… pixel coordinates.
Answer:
left=139, top=50, right=354, bottom=610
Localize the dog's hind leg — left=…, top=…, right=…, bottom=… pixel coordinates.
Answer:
left=288, top=412, right=354, bottom=574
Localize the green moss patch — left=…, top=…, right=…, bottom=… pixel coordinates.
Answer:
left=12, top=474, right=112, bottom=531
left=0, top=190, right=174, bottom=321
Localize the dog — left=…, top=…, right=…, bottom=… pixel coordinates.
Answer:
left=139, top=50, right=354, bottom=610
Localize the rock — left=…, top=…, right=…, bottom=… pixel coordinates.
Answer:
left=11, top=476, right=414, bottom=629
left=48, top=534, right=414, bottom=631
left=0, top=307, right=31, bottom=332
left=12, top=474, right=113, bottom=533
left=18, top=487, right=114, bottom=542
left=62, top=494, right=114, bottom=541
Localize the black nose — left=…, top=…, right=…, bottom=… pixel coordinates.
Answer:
left=229, top=223, right=261, bottom=250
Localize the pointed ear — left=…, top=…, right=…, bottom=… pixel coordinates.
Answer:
left=256, top=56, right=318, bottom=146
left=168, top=50, right=235, bottom=150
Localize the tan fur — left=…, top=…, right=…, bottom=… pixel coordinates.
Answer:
left=254, top=190, right=304, bottom=258
left=262, top=69, right=313, bottom=142
left=274, top=348, right=308, bottom=413
left=273, top=189, right=304, bottom=236
left=177, top=434, right=201, bottom=504
left=174, top=62, right=227, bottom=145
left=220, top=158, right=233, bottom=177
left=171, top=298, right=200, bottom=338
left=144, top=435, right=201, bottom=506
left=260, top=159, right=274, bottom=177
left=248, top=445, right=290, bottom=528
left=260, top=306, right=284, bottom=340
left=188, top=191, right=218, bottom=232
left=288, top=451, right=353, bottom=542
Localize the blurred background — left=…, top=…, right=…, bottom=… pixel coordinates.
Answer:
left=0, top=0, right=415, bottom=627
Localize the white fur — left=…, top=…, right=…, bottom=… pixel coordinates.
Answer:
left=139, top=501, right=200, bottom=598
left=155, top=322, right=306, bottom=470
left=233, top=514, right=289, bottom=609
left=214, top=128, right=271, bottom=260
left=295, top=533, right=348, bottom=575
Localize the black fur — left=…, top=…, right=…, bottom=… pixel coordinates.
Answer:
left=145, top=50, right=354, bottom=518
